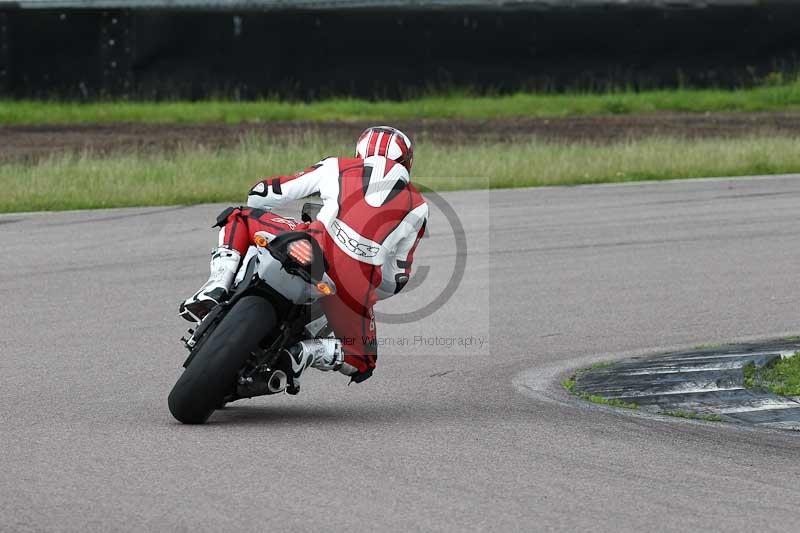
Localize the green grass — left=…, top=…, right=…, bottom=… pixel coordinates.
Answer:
left=562, top=371, right=638, bottom=410
left=579, top=394, right=638, bottom=410
left=3, top=134, right=800, bottom=213
left=743, top=362, right=758, bottom=389
left=6, top=81, right=800, bottom=124
left=743, top=353, right=800, bottom=397
left=565, top=368, right=723, bottom=420
left=660, top=410, right=724, bottom=422
left=563, top=383, right=639, bottom=410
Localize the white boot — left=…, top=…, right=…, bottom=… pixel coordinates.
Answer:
left=282, top=339, right=343, bottom=394
left=179, top=247, right=241, bottom=322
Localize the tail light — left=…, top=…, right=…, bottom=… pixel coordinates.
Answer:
left=287, top=239, right=313, bottom=266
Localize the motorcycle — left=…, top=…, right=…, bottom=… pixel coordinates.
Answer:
left=168, top=202, right=335, bottom=424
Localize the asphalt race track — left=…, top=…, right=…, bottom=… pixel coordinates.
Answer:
left=3, top=175, right=800, bottom=531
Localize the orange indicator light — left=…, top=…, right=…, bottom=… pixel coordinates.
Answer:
left=316, top=282, right=333, bottom=295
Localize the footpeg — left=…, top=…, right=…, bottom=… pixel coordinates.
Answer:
left=181, top=328, right=197, bottom=350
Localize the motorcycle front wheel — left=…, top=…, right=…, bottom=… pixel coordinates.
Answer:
left=168, top=296, right=276, bottom=424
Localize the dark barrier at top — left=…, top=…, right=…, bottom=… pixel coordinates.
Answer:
left=2, top=5, right=800, bottom=100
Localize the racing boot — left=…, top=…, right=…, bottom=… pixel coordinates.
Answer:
left=280, top=338, right=343, bottom=395
left=179, top=247, right=241, bottom=322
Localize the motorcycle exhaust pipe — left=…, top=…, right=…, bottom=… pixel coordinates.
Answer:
left=267, top=370, right=287, bottom=393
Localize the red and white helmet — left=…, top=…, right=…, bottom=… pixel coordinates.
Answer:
left=355, top=126, right=414, bottom=173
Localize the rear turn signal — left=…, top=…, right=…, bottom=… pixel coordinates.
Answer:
left=316, top=282, right=333, bottom=295
left=288, top=240, right=313, bottom=266
left=254, top=234, right=269, bottom=247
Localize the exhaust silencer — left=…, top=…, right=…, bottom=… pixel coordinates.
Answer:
left=267, top=370, right=287, bottom=393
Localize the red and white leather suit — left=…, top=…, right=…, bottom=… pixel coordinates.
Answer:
left=217, top=154, right=427, bottom=381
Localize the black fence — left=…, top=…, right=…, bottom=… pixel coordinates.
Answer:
left=2, top=4, right=800, bottom=100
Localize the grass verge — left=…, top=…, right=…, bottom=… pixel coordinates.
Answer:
left=6, top=82, right=800, bottom=124
left=743, top=353, right=800, bottom=397
left=3, top=134, right=800, bottom=213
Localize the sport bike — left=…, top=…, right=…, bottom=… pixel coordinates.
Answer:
left=168, top=203, right=335, bottom=424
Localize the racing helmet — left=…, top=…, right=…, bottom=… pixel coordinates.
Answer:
left=355, top=126, right=414, bottom=173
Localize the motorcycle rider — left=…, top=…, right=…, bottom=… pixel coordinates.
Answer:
left=180, top=126, right=428, bottom=393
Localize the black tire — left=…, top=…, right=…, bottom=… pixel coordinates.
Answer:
left=168, top=296, right=276, bottom=424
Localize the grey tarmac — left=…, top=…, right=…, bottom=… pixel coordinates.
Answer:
left=2, top=175, right=800, bottom=531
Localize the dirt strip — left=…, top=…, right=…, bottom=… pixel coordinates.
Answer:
left=3, top=112, right=800, bottom=162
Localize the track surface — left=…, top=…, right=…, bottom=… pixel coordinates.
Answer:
left=3, top=176, right=800, bottom=531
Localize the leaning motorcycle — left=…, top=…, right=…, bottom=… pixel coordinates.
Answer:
left=168, top=203, right=335, bottom=424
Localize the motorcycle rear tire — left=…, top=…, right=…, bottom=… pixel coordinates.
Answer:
left=168, top=296, right=276, bottom=424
